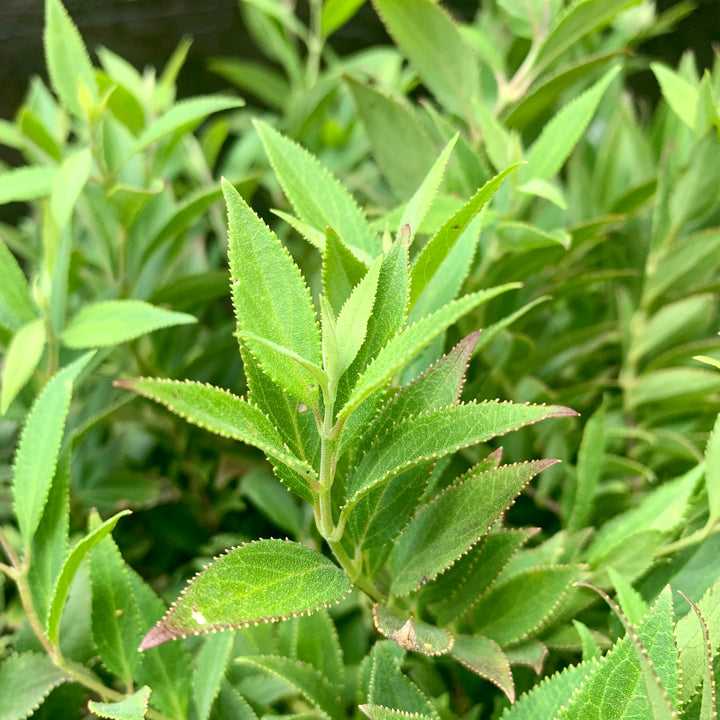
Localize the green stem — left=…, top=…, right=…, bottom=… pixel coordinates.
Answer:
left=656, top=519, right=720, bottom=557
left=305, top=0, right=323, bottom=88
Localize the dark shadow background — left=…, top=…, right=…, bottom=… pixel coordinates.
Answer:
left=1, top=0, right=718, bottom=123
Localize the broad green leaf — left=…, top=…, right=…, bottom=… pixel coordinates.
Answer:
left=63, top=300, right=196, bottom=348
left=566, top=403, right=605, bottom=532
left=115, top=378, right=314, bottom=480
left=589, top=528, right=663, bottom=589
left=424, top=529, right=536, bottom=625
left=373, top=605, right=453, bottom=656
left=223, top=178, right=323, bottom=408
left=345, top=76, right=437, bottom=200
left=651, top=62, right=698, bottom=131
left=254, top=121, right=378, bottom=255
left=90, top=533, right=142, bottom=684
left=0, top=238, right=37, bottom=328
left=533, top=0, right=642, bottom=76
left=322, top=0, right=366, bottom=35
left=235, top=655, right=343, bottom=719
left=215, top=682, right=259, bottom=720
left=389, top=461, right=557, bottom=596
left=524, top=65, right=620, bottom=183
left=191, top=632, right=234, bottom=720
left=139, top=539, right=351, bottom=650
left=373, top=0, right=478, bottom=123
left=628, top=368, right=720, bottom=408
left=410, top=166, right=519, bottom=306
left=339, top=285, right=521, bottom=420
left=129, top=571, right=191, bottom=718
left=681, top=593, right=717, bottom=720
left=556, top=587, right=679, bottom=720
left=361, top=706, right=434, bottom=720
left=44, top=0, right=97, bottom=117
left=348, top=402, right=575, bottom=503
left=47, top=509, right=130, bottom=645
left=335, top=255, right=382, bottom=377
left=471, top=565, right=584, bottom=646
left=0, top=653, right=68, bottom=720
left=0, top=166, right=57, bottom=205
left=322, top=227, right=370, bottom=315
left=208, top=58, right=290, bottom=112
left=398, top=135, right=457, bottom=246
left=12, top=352, right=94, bottom=546
left=128, top=96, right=244, bottom=159
left=88, top=686, right=151, bottom=720
left=50, top=147, right=92, bottom=230
left=706, top=414, right=720, bottom=523
left=28, top=453, right=69, bottom=629
left=1, top=318, right=46, bottom=414
left=451, top=635, right=514, bottom=702
left=676, top=577, right=720, bottom=705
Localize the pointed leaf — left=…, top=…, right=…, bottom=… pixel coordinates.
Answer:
left=12, top=352, right=94, bottom=546
left=361, top=707, right=434, bottom=720
left=389, top=461, right=558, bottom=596
left=373, top=606, right=453, bottom=656
left=63, top=300, right=196, bottom=348
left=1, top=318, right=46, bottom=414
left=223, top=178, right=322, bottom=408
left=705, top=413, right=720, bottom=523
left=50, top=147, right=91, bottom=230
left=115, top=378, right=315, bottom=482
left=0, top=166, right=57, bottom=206
left=339, top=286, right=522, bottom=421
left=191, top=632, right=234, bottom=720
left=140, top=539, right=351, bottom=650
left=0, top=238, right=37, bottom=328
left=410, top=165, right=519, bottom=306
left=44, top=0, right=97, bottom=117
left=47, top=509, right=131, bottom=645
left=373, top=0, right=478, bottom=122
left=0, top=653, right=68, bottom=720
left=651, top=62, right=698, bottom=131
left=255, top=120, right=378, bottom=255
left=451, top=634, right=514, bottom=702
left=323, top=227, right=370, bottom=315
left=88, top=687, right=151, bottom=720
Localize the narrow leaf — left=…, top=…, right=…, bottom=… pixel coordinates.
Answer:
left=707, top=413, right=720, bottom=523
left=12, top=352, right=94, bottom=546
left=63, top=300, right=196, bottom=348
left=191, top=632, right=234, bottom=720
left=223, top=178, right=323, bottom=408
left=140, top=539, right=351, bottom=650
left=323, top=226, right=370, bottom=315
left=651, top=62, right=698, bottom=131
left=87, top=686, right=151, bottom=720
left=389, top=461, right=558, bottom=596
left=1, top=318, right=46, bottom=414
left=0, top=166, right=57, bottom=206
left=114, top=378, right=314, bottom=481
left=0, top=238, right=37, bottom=328
left=0, top=653, right=68, bottom=720
left=50, top=147, right=92, bottom=230
left=451, top=635, right=514, bottom=703
left=255, top=120, right=378, bottom=255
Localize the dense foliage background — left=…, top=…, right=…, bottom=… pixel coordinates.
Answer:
left=1, top=1, right=719, bottom=719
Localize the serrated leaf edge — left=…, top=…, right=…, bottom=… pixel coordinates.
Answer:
left=372, top=606, right=454, bottom=657
left=0, top=652, right=69, bottom=720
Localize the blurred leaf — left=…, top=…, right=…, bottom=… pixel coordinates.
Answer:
left=191, top=632, right=233, bottom=720
left=0, top=653, right=68, bottom=720
left=651, top=62, right=698, bottom=132
left=1, top=318, right=45, bottom=414
left=0, top=166, right=57, bottom=206
left=208, top=58, right=290, bottom=112
left=88, top=686, right=151, bottom=720
left=322, top=0, right=366, bottom=36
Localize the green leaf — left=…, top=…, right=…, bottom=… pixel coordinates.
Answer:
left=47, top=509, right=130, bottom=645
left=44, top=0, right=97, bottom=117
left=451, top=635, right=514, bottom=702
left=214, top=682, right=258, bottom=720
left=389, top=461, right=558, bottom=596
left=410, top=166, right=519, bottom=306
left=127, top=96, right=244, bottom=160
left=242, top=469, right=304, bottom=538
left=12, top=352, right=94, bottom=546
left=0, top=238, right=37, bottom=328
left=627, top=368, right=720, bottom=408
left=566, top=402, right=605, bottom=532
left=471, top=565, right=584, bottom=646
left=63, top=300, right=196, bottom=348
left=50, top=147, right=92, bottom=230
left=139, top=539, right=351, bottom=650
left=90, top=533, right=142, bottom=683
left=322, top=0, right=366, bottom=35
left=88, top=687, right=151, bottom=720
left=322, top=227, right=370, bottom=315
left=223, top=178, right=323, bottom=409
left=345, top=76, right=437, bottom=200
left=208, top=58, right=290, bottom=112
left=0, top=653, right=68, bottom=720
left=235, top=655, right=343, bottom=719
left=339, top=285, right=521, bottom=420
left=191, top=632, right=234, bottom=720
left=373, top=0, right=478, bottom=123
left=523, top=65, right=621, bottom=183
left=114, top=378, right=315, bottom=481
left=373, top=605, right=454, bottom=656
left=651, top=62, right=698, bottom=131
left=0, top=166, right=57, bottom=206
left=361, top=707, right=434, bottom=720
left=608, top=568, right=649, bottom=627
left=706, top=413, right=720, bottom=523
left=1, top=318, right=46, bottom=414
left=254, top=120, right=378, bottom=256
left=533, top=0, right=642, bottom=76
left=398, top=135, right=457, bottom=247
